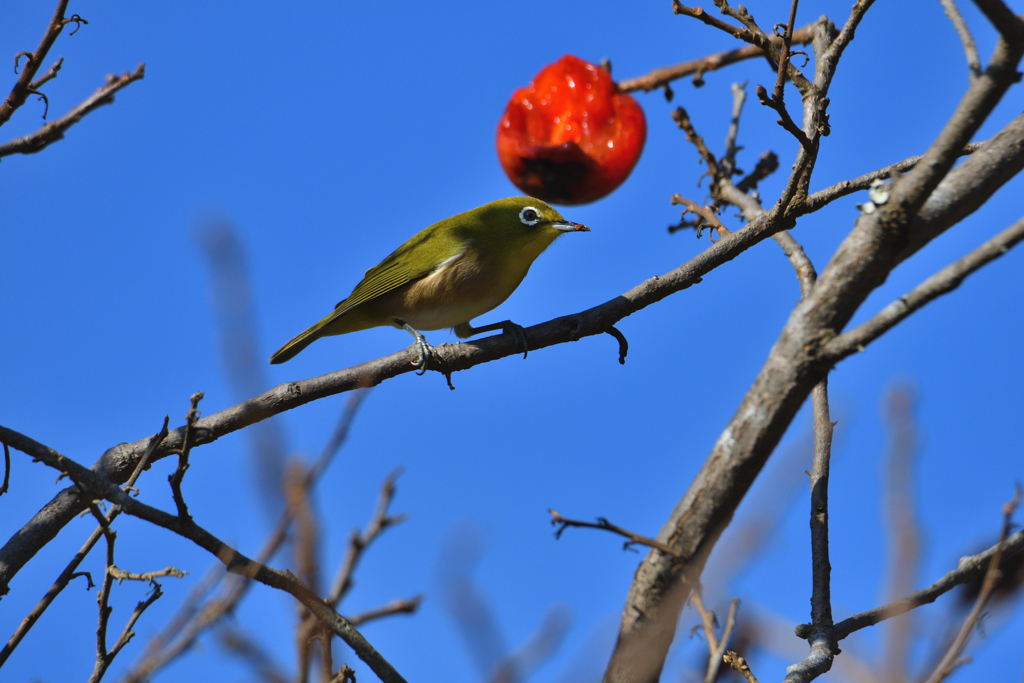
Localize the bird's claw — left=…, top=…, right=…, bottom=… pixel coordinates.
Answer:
left=412, top=332, right=440, bottom=375
left=506, top=322, right=529, bottom=359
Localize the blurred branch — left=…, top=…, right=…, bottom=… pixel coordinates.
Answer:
left=691, top=590, right=740, bottom=683
left=119, top=391, right=369, bottom=683
left=347, top=596, right=424, bottom=627
left=723, top=651, right=760, bottom=683
left=879, top=385, right=921, bottom=682
left=938, top=0, right=981, bottom=80
left=329, top=468, right=406, bottom=606
left=484, top=606, right=571, bottom=683
left=216, top=623, right=290, bottom=683
left=198, top=220, right=286, bottom=506
left=920, top=487, right=1022, bottom=683
left=437, top=525, right=569, bottom=682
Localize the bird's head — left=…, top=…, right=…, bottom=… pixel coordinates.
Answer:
left=464, top=197, right=589, bottom=262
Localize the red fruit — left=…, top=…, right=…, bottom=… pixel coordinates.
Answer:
left=497, top=55, right=646, bottom=205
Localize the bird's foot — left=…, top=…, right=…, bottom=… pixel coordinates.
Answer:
left=396, top=320, right=440, bottom=375
left=413, top=332, right=440, bottom=375
left=457, top=320, right=529, bottom=359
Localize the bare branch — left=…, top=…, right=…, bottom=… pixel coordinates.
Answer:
left=795, top=528, right=1024, bottom=640
left=604, top=13, right=1022, bottom=682
left=0, top=200, right=806, bottom=597
left=12, top=439, right=409, bottom=683
left=824, top=215, right=1024, bottom=362
left=0, top=64, right=145, bottom=158
left=0, top=417, right=168, bottom=667
left=168, top=392, right=203, bottom=520
left=771, top=0, right=801, bottom=101
left=970, top=0, right=1024, bottom=43
left=782, top=379, right=836, bottom=683
left=0, top=0, right=71, bottom=126
left=108, top=566, right=187, bottom=584
left=801, top=142, right=984, bottom=214
left=721, top=81, right=747, bottom=179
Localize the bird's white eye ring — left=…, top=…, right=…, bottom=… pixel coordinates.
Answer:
left=519, top=207, right=541, bottom=226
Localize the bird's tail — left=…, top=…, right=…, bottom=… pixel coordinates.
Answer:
left=269, top=320, right=326, bottom=364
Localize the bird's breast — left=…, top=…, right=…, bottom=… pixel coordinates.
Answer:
left=378, top=248, right=525, bottom=331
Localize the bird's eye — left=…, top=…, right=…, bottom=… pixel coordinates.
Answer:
left=519, top=207, right=541, bottom=226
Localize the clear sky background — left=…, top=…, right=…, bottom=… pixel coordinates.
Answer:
left=2, top=2, right=1023, bottom=682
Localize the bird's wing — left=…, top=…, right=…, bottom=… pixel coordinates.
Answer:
left=331, top=222, right=465, bottom=317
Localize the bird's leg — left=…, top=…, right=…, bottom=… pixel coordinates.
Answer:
left=394, top=319, right=438, bottom=375
left=454, top=320, right=529, bottom=359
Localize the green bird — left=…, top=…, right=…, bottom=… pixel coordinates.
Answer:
left=269, top=197, right=589, bottom=370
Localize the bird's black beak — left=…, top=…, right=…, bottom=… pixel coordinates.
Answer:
left=552, top=220, right=590, bottom=233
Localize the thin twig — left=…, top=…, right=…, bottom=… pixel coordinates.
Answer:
left=0, top=441, right=9, bottom=496
left=782, top=377, right=836, bottom=683
left=549, top=509, right=680, bottom=557
left=169, top=392, right=203, bottom=520
left=672, top=195, right=729, bottom=240
left=772, top=0, right=801, bottom=101
left=723, top=651, right=760, bottom=683
left=108, top=566, right=187, bottom=584
left=711, top=0, right=814, bottom=94
left=347, top=596, right=424, bottom=626
left=735, top=150, right=779, bottom=194
left=800, top=142, right=984, bottom=213
left=755, top=83, right=811, bottom=149
left=28, top=57, right=63, bottom=90
left=672, top=106, right=720, bottom=179
left=721, top=82, right=748, bottom=179
left=939, top=0, right=982, bottom=80
left=0, top=0, right=71, bottom=126
left=0, top=64, right=145, bottom=158
left=617, top=24, right=815, bottom=93
left=691, top=590, right=741, bottom=683
left=328, top=469, right=406, bottom=606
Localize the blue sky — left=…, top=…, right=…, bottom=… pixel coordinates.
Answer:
left=2, top=2, right=1023, bottom=682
